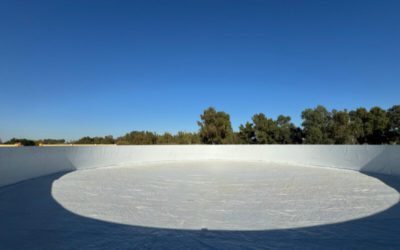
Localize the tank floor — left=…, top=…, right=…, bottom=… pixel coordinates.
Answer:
left=1, top=161, right=400, bottom=249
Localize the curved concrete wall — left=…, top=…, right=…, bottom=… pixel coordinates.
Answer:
left=0, top=145, right=399, bottom=187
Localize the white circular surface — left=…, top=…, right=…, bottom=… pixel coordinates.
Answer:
left=52, top=161, right=399, bottom=230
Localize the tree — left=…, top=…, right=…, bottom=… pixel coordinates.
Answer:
left=367, top=107, right=389, bottom=144
left=276, top=115, right=297, bottom=144
left=387, top=105, right=400, bottom=144
left=74, top=136, right=114, bottom=144
left=239, top=114, right=301, bottom=144
left=238, top=122, right=256, bottom=144
left=252, top=113, right=278, bottom=144
left=37, top=139, right=66, bottom=145
left=75, top=136, right=95, bottom=144
left=301, top=105, right=333, bottom=144
left=290, top=126, right=303, bottom=144
left=5, top=138, right=36, bottom=146
left=116, top=131, right=158, bottom=145
left=329, top=110, right=355, bottom=144
left=158, top=132, right=175, bottom=144
left=102, top=135, right=115, bottom=144
left=349, top=108, right=370, bottom=144
left=175, top=132, right=200, bottom=144
left=198, top=107, right=234, bottom=144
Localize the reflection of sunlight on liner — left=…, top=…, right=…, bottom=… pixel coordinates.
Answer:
left=51, top=161, right=398, bottom=230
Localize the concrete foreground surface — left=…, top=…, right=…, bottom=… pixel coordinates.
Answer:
left=1, top=161, right=400, bottom=249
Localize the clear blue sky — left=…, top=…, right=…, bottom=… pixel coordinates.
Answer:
left=1, top=0, right=399, bottom=141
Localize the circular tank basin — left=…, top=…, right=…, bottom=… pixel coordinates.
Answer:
left=52, top=161, right=399, bottom=230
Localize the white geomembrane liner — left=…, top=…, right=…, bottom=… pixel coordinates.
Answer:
left=52, top=160, right=399, bottom=230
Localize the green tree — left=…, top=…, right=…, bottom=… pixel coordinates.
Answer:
left=239, top=114, right=301, bottom=144
left=198, top=107, right=234, bottom=144
left=349, top=108, right=367, bottom=144
left=116, top=131, right=158, bottom=145
left=329, top=110, right=355, bottom=144
left=367, top=107, right=389, bottom=144
left=75, top=136, right=93, bottom=144
left=37, top=139, right=66, bottom=145
left=276, top=115, right=296, bottom=144
left=387, top=105, right=400, bottom=144
left=175, top=132, right=200, bottom=144
left=252, top=113, right=278, bottom=144
left=290, top=127, right=303, bottom=144
left=301, top=105, right=333, bottom=144
left=238, top=122, right=256, bottom=144
left=102, top=135, right=115, bottom=144
left=158, top=132, right=175, bottom=144
left=75, top=136, right=114, bottom=144
left=5, top=138, right=36, bottom=146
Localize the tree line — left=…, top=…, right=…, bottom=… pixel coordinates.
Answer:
left=74, top=131, right=200, bottom=145
left=237, top=105, right=399, bottom=145
left=2, top=105, right=399, bottom=146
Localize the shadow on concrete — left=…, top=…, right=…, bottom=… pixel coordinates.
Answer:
left=0, top=166, right=399, bottom=249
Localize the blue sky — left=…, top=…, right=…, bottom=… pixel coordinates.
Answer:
left=1, top=0, right=399, bottom=141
